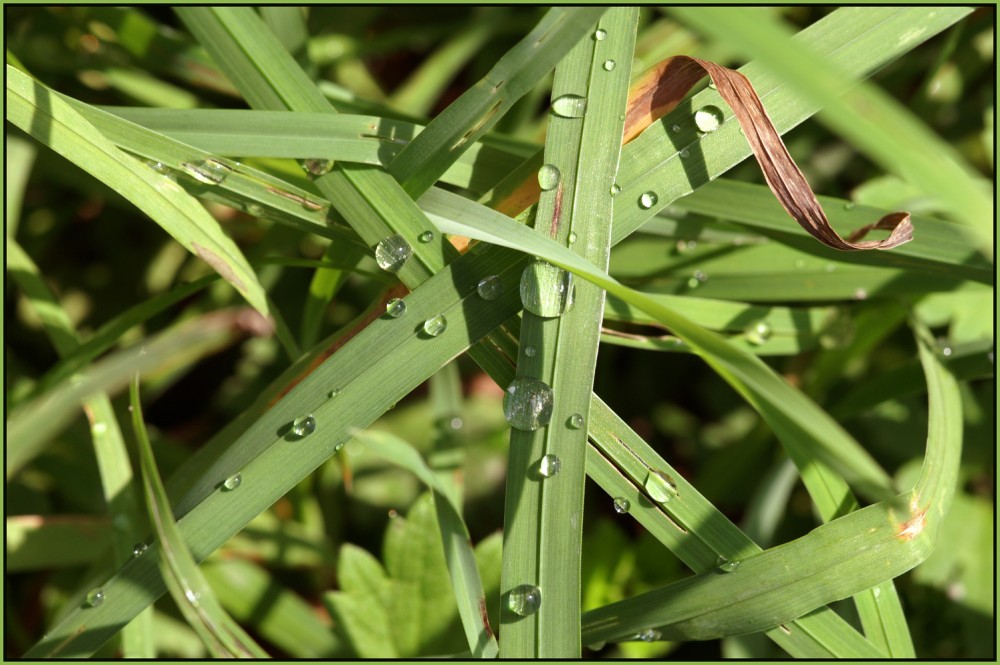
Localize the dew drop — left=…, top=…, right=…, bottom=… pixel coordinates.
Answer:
left=610, top=183, right=622, bottom=196
left=246, top=203, right=265, bottom=217
left=693, top=105, right=725, bottom=133
left=567, top=413, right=585, bottom=429
left=844, top=201, right=857, bottom=210
left=538, top=454, right=561, bottom=478
left=476, top=275, right=504, bottom=301
left=671, top=124, right=681, bottom=133
left=638, top=191, right=658, bottom=209
left=537, top=163, right=561, bottom=191
left=423, top=314, right=448, bottom=337
left=385, top=297, right=406, bottom=318
left=303, top=159, right=334, bottom=177
left=291, top=415, right=316, bottom=438
left=374, top=234, right=412, bottom=273
left=716, top=556, right=740, bottom=573
left=418, top=230, right=435, bottom=243
left=637, top=628, right=662, bottom=642
left=524, top=345, right=537, bottom=358
left=744, top=320, right=773, bottom=346
left=708, top=80, right=717, bottom=90
left=854, top=287, right=868, bottom=301
left=85, top=588, right=105, bottom=608
left=613, top=497, right=630, bottom=514
left=687, top=270, right=708, bottom=289
left=568, top=231, right=578, bottom=244
left=507, top=584, right=541, bottom=616
left=644, top=469, right=678, bottom=504
left=503, top=378, right=554, bottom=431
left=520, top=261, right=574, bottom=317
left=180, top=158, right=232, bottom=185
left=222, top=473, right=242, bottom=491
left=680, top=148, right=690, bottom=159
left=551, top=94, right=587, bottom=119
left=185, top=589, right=201, bottom=606
left=131, top=543, right=148, bottom=558
left=603, top=59, right=616, bottom=72
left=146, top=160, right=168, bottom=174
left=329, top=388, right=341, bottom=399
left=593, top=28, right=607, bottom=41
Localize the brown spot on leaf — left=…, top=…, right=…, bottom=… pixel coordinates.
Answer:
left=192, top=242, right=245, bottom=292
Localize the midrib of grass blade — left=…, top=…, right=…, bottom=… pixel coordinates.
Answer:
left=500, top=9, right=636, bottom=658
left=387, top=7, right=606, bottom=197
left=670, top=6, right=991, bottom=260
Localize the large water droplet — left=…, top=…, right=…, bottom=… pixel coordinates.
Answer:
left=537, top=164, right=561, bottom=191
left=716, top=556, right=741, bottom=573
left=644, top=469, right=678, bottom=504
left=694, top=105, right=724, bottom=133
left=291, top=415, right=316, bottom=438
left=418, top=230, right=435, bottom=243
left=85, top=588, right=105, bottom=608
left=374, top=234, right=412, bottom=273
left=303, top=159, right=333, bottom=177
left=476, top=275, right=503, bottom=301
left=593, top=28, right=607, bottom=41
left=637, top=628, right=661, bottom=642
left=507, top=584, right=541, bottom=616
left=520, top=261, right=574, bottom=317
left=538, top=454, right=561, bottom=478
left=131, top=543, right=148, bottom=558
left=181, top=158, right=231, bottom=185
left=613, top=497, right=630, bottom=514
left=567, top=413, right=585, bottom=429
left=551, top=94, right=587, bottom=119
left=222, top=473, right=242, bottom=491
left=503, top=378, right=554, bottom=431
left=386, top=298, right=406, bottom=318
left=423, top=314, right=448, bottom=337
left=639, top=191, right=658, bottom=209
left=603, top=59, right=616, bottom=72
left=744, top=320, right=773, bottom=346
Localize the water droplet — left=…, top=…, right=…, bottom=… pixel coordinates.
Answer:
left=551, top=94, right=587, bottom=119
left=520, top=261, right=574, bottom=317
left=593, top=28, right=607, bottom=41
left=941, top=345, right=953, bottom=357
left=303, top=159, right=333, bottom=177
left=676, top=239, right=696, bottom=254
left=146, top=160, right=168, bottom=174
left=637, top=628, right=661, bottom=642
left=644, top=469, right=678, bottom=504
left=567, top=413, right=585, bottom=429
left=638, top=191, right=658, bottom=209
left=567, top=231, right=578, bottom=244
left=844, top=201, right=857, bottom=210
left=708, top=80, right=717, bottom=90
left=222, top=473, right=242, bottom=491
left=291, top=415, right=316, bottom=437
left=131, top=543, right=148, bottom=558
left=744, top=320, right=773, bottom=346
left=671, top=124, right=681, bottom=133
left=603, top=59, right=616, bottom=72
left=610, top=183, right=622, bottom=196
left=180, top=158, right=231, bottom=185
left=537, top=164, right=561, bottom=191
left=524, top=345, right=537, bottom=358
left=185, top=589, right=201, bottom=606
left=503, top=378, right=554, bottom=431
left=988, top=349, right=994, bottom=365
left=538, top=454, right=561, bottom=478
left=680, top=148, right=690, bottom=158
left=693, top=105, right=724, bottom=133
left=385, top=297, right=406, bottom=318
left=246, top=203, right=265, bottom=217
left=374, top=234, right=412, bottom=273
left=588, top=641, right=607, bottom=651
left=423, top=314, right=448, bottom=337
left=873, top=587, right=882, bottom=598
left=507, top=584, right=541, bottom=616
left=687, top=270, right=708, bottom=289
left=716, top=556, right=740, bottom=573
left=854, top=287, right=868, bottom=301
left=449, top=417, right=463, bottom=430
left=418, top=230, right=435, bottom=243
left=476, top=275, right=503, bottom=301
left=85, top=588, right=105, bottom=608
left=613, top=497, right=630, bottom=514
left=329, top=388, right=341, bottom=399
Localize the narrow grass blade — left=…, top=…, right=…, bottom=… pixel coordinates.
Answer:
left=6, top=516, right=112, bottom=571
left=5, top=65, right=269, bottom=317
left=129, top=376, right=268, bottom=658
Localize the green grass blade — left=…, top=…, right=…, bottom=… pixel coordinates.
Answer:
left=5, top=65, right=269, bottom=318
left=6, top=516, right=112, bottom=572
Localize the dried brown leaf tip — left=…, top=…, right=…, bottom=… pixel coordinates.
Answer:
left=627, top=56, right=913, bottom=251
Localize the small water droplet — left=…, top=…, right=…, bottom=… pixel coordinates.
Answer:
left=551, top=94, right=587, bottom=119
left=538, top=454, right=561, bottom=478
left=146, top=160, right=168, bottom=174
left=988, top=350, right=994, bottom=365
left=303, top=159, right=333, bottom=177
left=524, top=345, right=537, bottom=358
left=708, top=80, right=717, bottom=90
left=222, top=473, right=242, bottom=491
left=676, top=239, right=696, bottom=254
left=418, top=230, right=435, bottom=243
left=716, top=556, right=740, bottom=572
left=503, top=378, right=554, bottom=431
left=449, top=417, right=463, bottom=430
left=638, top=191, right=658, bottom=209
left=567, top=413, right=585, bottom=429
left=588, top=641, right=607, bottom=651
left=613, top=497, right=630, bottom=514
left=854, top=287, right=868, bottom=301
left=180, top=158, right=231, bottom=185
left=85, top=588, right=105, bottom=608
left=185, top=589, right=201, bottom=606
left=131, top=543, right=148, bottom=558
left=567, top=231, right=578, bottom=244
left=593, top=28, right=607, bottom=41
left=693, top=105, right=725, bottom=133
left=476, top=275, right=504, bottom=301
left=940, top=344, right=953, bottom=357
left=603, top=59, right=616, bottom=72
left=374, top=234, right=412, bottom=273
left=873, top=587, right=882, bottom=598
left=507, top=584, right=541, bottom=616
left=844, top=201, right=857, bottom=210
left=680, top=148, right=690, bottom=158
left=744, top=320, right=773, bottom=346
left=520, top=261, right=574, bottom=317
left=687, top=270, right=708, bottom=289
left=92, top=422, right=107, bottom=435
left=644, top=469, right=678, bottom=504
left=329, top=388, right=341, bottom=399
left=537, top=164, right=561, bottom=191
left=246, top=203, right=265, bottom=217
left=637, top=628, right=661, bottom=642
left=291, top=415, right=316, bottom=437
left=610, top=183, right=622, bottom=196
left=423, top=314, right=448, bottom=336
left=386, top=297, right=406, bottom=318
left=671, top=124, right=681, bottom=133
